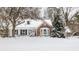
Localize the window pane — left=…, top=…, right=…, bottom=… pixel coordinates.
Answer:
left=20, top=30, right=27, bottom=35
left=25, top=30, right=27, bottom=35
left=15, top=30, right=18, bottom=35
left=44, top=29, right=47, bottom=34
left=27, top=21, right=30, bottom=24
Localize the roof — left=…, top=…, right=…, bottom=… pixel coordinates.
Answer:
left=15, top=19, right=52, bottom=29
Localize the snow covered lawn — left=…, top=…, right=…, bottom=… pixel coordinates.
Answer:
left=0, top=36, right=79, bottom=51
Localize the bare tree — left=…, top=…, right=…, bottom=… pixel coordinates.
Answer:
left=47, top=7, right=58, bottom=29
left=59, top=7, right=79, bottom=25
left=0, top=7, right=9, bottom=37
left=6, top=7, right=41, bottom=37
left=19, top=7, right=41, bottom=19
left=5, top=7, right=22, bottom=37
left=59, top=7, right=72, bottom=26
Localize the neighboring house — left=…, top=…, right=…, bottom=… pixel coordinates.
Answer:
left=9, top=19, right=52, bottom=37
left=64, top=26, right=72, bottom=37
left=66, top=20, right=79, bottom=36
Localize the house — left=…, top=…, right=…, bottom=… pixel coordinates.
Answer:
left=9, top=19, right=52, bottom=37
left=64, top=26, right=72, bottom=37
left=66, top=20, right=79, bottom=36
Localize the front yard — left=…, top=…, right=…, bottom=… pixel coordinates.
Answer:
left=0, top=36, right=79, bottom=51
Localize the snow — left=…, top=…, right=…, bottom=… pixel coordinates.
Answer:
left=0, top=36, right=79, bottom=51
left=16, top=19, right=42, bottom=29
left=16, top=19, right=52, bottom=29
left=44, top=19, right=52, bottom=26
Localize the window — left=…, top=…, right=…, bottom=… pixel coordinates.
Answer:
left=20, top=30, right=27, bottom=35
left=40, top=28, right=49, bottom=36
left=27, top=21, right=30, bottom=24
left=15, top=30, right=18, bottom=35
left=44, top=29, right=47, bottom=34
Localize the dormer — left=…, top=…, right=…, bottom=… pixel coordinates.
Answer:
left=27, top=21, right=30, bottom=25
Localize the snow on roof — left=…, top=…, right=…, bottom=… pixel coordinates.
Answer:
left=44, top=19, right=52, bottom=26
left=16, top=19, right=52, bottom=29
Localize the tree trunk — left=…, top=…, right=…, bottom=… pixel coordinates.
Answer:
left=12, top=23, right=15, bottom=37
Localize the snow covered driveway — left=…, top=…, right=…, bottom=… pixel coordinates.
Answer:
left=0, top=36, right=79, bottom=51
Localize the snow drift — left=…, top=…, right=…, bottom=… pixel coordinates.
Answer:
left=0, top=36, right=79, bottom=51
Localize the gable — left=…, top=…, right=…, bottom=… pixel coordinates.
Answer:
left=44, top=20, right=52, bottom=26
left=38, top=21, right=52, bottom=29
